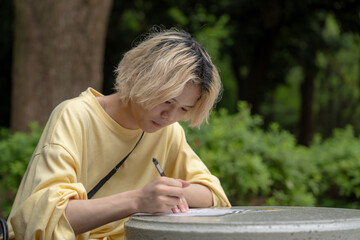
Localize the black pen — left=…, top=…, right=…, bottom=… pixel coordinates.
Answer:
left=153, top=158, right=166, bottom=176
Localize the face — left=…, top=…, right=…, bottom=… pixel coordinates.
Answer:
left=129, top=83, right=201, bottom=133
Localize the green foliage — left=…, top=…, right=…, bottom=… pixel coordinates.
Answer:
left=260, top=13, right=360, bottom=138
left=260, top=66, right=302, bottom=132
left=309, top=126, right=360, bottom=208
left=183, top=103, right=360, bottom=209
left=314, top=30, right=360, bottom=137
left=0, top=123, right=42, bottom=217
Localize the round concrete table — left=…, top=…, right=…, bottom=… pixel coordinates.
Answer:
left=125, top=206, right=360, bottom=240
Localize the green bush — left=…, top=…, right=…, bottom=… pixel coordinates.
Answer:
left=0, top=123, right=42, bottom=218
left=183, top=102, right=360, bottom=209
left=308, top=126, right=360, bottom=208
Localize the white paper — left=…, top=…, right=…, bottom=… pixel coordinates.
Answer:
left=135, top=208, right=243, bottom=217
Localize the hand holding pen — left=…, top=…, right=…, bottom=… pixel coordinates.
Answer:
left=152, top=158, right=190, bottom=213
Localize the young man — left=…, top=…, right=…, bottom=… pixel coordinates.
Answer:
left=7, top=29, right=230, bottom=239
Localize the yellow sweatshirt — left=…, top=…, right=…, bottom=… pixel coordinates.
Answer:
left=7, top=88, right=230, bottom=240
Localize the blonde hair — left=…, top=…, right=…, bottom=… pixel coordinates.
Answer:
left=114, top=29, right=222, bottom=128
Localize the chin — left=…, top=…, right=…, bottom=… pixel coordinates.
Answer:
left=142, top=125, right=160, bottom=133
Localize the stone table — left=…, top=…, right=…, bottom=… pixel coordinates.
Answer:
left=125, top=206, right=360, bottom=240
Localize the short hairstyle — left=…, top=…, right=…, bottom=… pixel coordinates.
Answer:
left=114, top=28, right=223, bottom=128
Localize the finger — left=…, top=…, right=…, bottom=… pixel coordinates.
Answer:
left=171, top=206, right=180, bottom=213
left=153, top=178, right=186, bottom=198
left=157, top=177, right=183, bottom=188
left=177, top=179, right=190, bottom=188
left=153, top=185, right=185, bottom=199
left=177, top=197, right=189, bottom=213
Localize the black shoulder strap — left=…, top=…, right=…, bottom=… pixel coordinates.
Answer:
left=87, top=131, right=144, bottom=199
left=0, top=217, right=8, bottom=240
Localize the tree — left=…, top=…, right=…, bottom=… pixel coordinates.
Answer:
left=0, top=0, right=14, bottom=129
left=11, top=0, right=113, bottom=132
left=219, top=0, right=360, bottom=145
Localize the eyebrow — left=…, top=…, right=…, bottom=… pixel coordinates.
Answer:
left=172, top=98, right=195, bottom=108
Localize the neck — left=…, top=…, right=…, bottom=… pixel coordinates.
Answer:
left=102, top=94, right=139, bottom=130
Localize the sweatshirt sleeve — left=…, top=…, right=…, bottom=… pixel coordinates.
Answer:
left=8, top=144, right=89, bottom=240
left=166, top=124, right=231, bottom=207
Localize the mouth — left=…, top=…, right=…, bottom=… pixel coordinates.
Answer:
left=152, top=120, right=163, bottom=128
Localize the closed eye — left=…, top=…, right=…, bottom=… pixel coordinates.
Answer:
left=165, top=99, right=192, bottom=112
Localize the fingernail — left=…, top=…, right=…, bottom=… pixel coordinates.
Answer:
left=180, top=207, right=188, bottom=212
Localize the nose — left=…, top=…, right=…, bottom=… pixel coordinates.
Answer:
left=161, top=107, right=177, bottom=122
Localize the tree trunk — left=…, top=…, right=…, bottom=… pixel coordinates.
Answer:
left=239, top=0, right=283, bottom=114
left=11, top=0, right=113, bottom=132
left=244, top=30, right=275, bottom=113
left=298, top=63, right=316, bottom=146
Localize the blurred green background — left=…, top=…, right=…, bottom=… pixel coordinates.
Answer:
left=1, top=0, right=359, bottom=218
